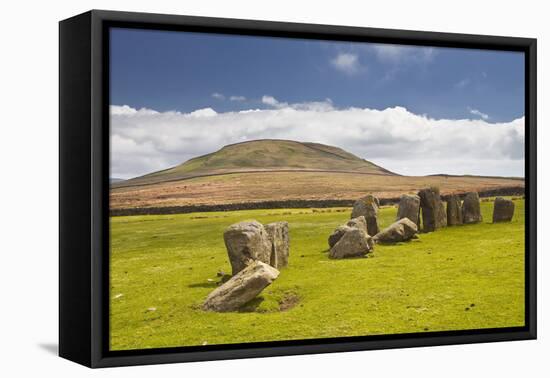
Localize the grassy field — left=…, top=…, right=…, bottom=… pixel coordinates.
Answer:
left=110, top=199, right=525, bottom=350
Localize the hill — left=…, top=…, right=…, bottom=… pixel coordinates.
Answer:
left=113, top=139, right=395, bottom=188
left=110, top=139, right=524, bottom=212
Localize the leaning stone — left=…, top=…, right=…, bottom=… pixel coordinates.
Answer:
left=329, top=228, right=373, bottom=259
left=223, top=221, right=272, bottom=275
left=418, top=187, right=442, bottom=232
left=351, top=195, right=380, bottom=236
left=462, top=192, right=482, bottom=224
left=493, top=197, right=515, bottom=223
left=328, top=225, right=352, bottom=248
left=202, top=261, right=279, bottom=312
left=373, top=218, right=418, bottom=243
left=446, top=195, right=463, bottom=226
left=265, top=221, right=290, bottom=269
left=396, top=194, right=420, bottom=226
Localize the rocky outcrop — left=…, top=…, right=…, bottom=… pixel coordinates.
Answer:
left=202, top=261, right=279, bottom=312
left=492, top=197, right=515, bottom=223
left=446, top=195, right=463, bottom=226
left=396, top=194, right=420, bottom=227
left=373, top=218, right=418, bottom=243
left=329, top=228, right=373, bottom=259
left=265, top=221, right=290, bottom=269
left=462, top=192, right=482, bottom=224
left=223, top=221, right=272, bottom=275
left=351, top=195, right=380, bottom=236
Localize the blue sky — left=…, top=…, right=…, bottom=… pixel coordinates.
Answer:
left=109, top=28, right=525, bottom=179
left=110, top=27, right=524, bottom=122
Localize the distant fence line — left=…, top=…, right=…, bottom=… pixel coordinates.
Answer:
left=110, top=185, right=525, bottom=217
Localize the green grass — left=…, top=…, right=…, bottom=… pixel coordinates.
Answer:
left=110, top=199, right=525, bottom=350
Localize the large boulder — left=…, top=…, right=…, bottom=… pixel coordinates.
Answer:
left=462, top=192, right=482, bottom=224
left=265, top=221, right=290, bottom=269
left=328, top=225, right=351, bottom=249
left=223, top=221, right=272, bottom=275
left=446, top=195, right=463, bottom=226
left=347, top=216, right=368, bottom=234
left=396, top=194, right=420, bottom=227
left=202, top=261, right=279, bottom=312
left=493, top=197, right=515, bottom=223
left=328, top=217, right=368, bottom=249
left=418, top=187, right=445, bottom=232
left=373, top=218, right=418, bottom=243
left=329, top=228, right=373, bottom=259
left=351, top=195, right=380, bottom=236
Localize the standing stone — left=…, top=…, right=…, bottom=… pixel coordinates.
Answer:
left=373, top=217, right=418, bottom=243
left=446, top=195, right=463, bottom=226
left=223, top=221, right=272, bottom=275
left=436, top=200, right=447, bottom=228
left=462, top=192, right=482, bottom=224
left=418, top=187, right=445, bottom=232
left=329, top=228, right=373, bottom=259
left=493, top=197, right=515, bottom=223
left=202, top=261, right=279, bottom=312
left=351, top=195, right=380, bottom=236
left=265, top=221, right=290, bottom=269
left=396, top=194, right=420, bottom=227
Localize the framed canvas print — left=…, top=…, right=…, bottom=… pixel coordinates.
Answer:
left=59, top=10, right=537, bottom=368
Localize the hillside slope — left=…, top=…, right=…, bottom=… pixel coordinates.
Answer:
left=114, top=139, right=394, bottom=188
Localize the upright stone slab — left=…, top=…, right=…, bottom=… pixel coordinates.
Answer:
left=223, top=221, right=272, bottom=275
left=492, top=197, right=515, bottom=223
left=436, top=200, right=448, bottom=228
left=265, top=221, right=290, bottom=269
left=462, top=192, right=482, bottom=224
left=202, top=261, right=279, bottom=312
left=329, top=228, right=373, bottom=259
left=446, top=194, right=463, bottom=226
left=418, top=187, right=441, bottom=232
left=396, top=194, right=420, bottom=227
left=351, top=195, right=380, bottom=236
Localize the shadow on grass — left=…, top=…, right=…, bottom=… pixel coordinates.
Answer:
left=188, top=282, right=218, bottom=289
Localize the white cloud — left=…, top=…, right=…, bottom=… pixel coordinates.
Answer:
left=468, top=107, right=489, bottom=120
left=371, top=44, right=437, bottom=64
left=455, top=78, right=470, bottom=89
left=330, top=53, right=363, bottom=75
left=230, top=95, right=246, bottom=102
left=189, top=108, right=217, bottom=118
left=110, top=104, right=524, bottom=179
left=211, top=92, right=225, bottom=100
left=261, top=95, right=288, bottom=108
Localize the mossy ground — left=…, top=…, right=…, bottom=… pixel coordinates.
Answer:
left=110, top=199, right=525, bottom=350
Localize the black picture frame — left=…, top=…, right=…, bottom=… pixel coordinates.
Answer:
left=59, top=9, right=537, bottom=368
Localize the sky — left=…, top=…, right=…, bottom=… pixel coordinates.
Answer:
left=110, top=27, right=525, bottom=179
